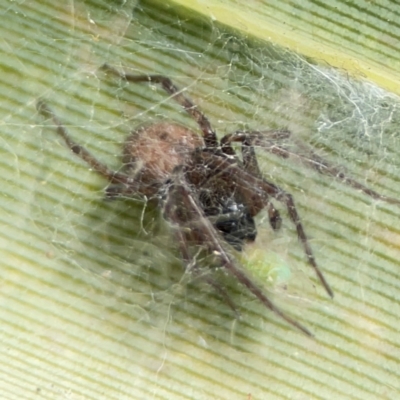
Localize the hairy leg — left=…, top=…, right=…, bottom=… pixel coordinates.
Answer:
left=221, top=132, right=282, bottom=230
left=162, top=170, right=313, bottom=335
left=100, top=64, right=218, bottom=148
left=227, top=129, right=400, bottom=206
left=197, top=153, right=334, bottom=298
left=36, top=100, right=136, bottom=193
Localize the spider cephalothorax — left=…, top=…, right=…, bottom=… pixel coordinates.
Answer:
left=37, top=64, right=400, bottom=336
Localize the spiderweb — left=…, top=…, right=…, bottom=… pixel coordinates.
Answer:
left=2, top=0, right=400, bottom=399
left=8, top=0, right=400, bottom=337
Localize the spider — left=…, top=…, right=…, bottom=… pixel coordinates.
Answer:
left=36, top=64, right=400, bottom=336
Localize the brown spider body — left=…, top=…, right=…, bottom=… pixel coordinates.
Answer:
left=179, top=148, right=258, bottom=249
left=37, top=64, right=400, bottom=336
left=36, top=65, right=328, bottom=337
left=118, top=120, right=259, bottom=250
left=121, top=122, right=202, bottom=197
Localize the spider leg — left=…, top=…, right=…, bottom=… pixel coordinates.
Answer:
left=100, top=64, right=218, bottom=149
left=205, top=277, right=241, bottom=319
left=162, top=170, right=313, bottom=336
left=36, top=100, right=136, bottom=194
left=200, top=154, right=334, bottom=298
left=221, top=132, right=282, bottom=230
left=228, top=129, right=400, bottom=207
left=173, top=228, right=241, bottom=317
left=294, top=143, right=400, bottom=206
left=221, top=132, right=264, bottom=175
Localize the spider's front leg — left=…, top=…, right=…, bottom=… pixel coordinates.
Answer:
left=172, top=226, right=241, bottom=318
left=204, top=154, right=334, bottom=298
left=36, top=100, right=138, bottom=198
left=226, top=128, right=400, bottom=207
left=220, top=132, right=282, bottom=231
left=162, top=170, right=313, bottom=336
left=100, top=64, right=219, bottom=148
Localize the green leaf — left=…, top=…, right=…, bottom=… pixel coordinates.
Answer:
left=1, top=0, right=399, bottom=399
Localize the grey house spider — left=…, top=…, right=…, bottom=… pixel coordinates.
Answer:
left=37, top=64, right=400, bottom=336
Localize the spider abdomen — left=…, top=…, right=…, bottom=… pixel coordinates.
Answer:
left=122, top=122, right=202, bottom=197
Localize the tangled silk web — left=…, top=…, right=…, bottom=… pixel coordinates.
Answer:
left=29, top=2, right=400, bottom=325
